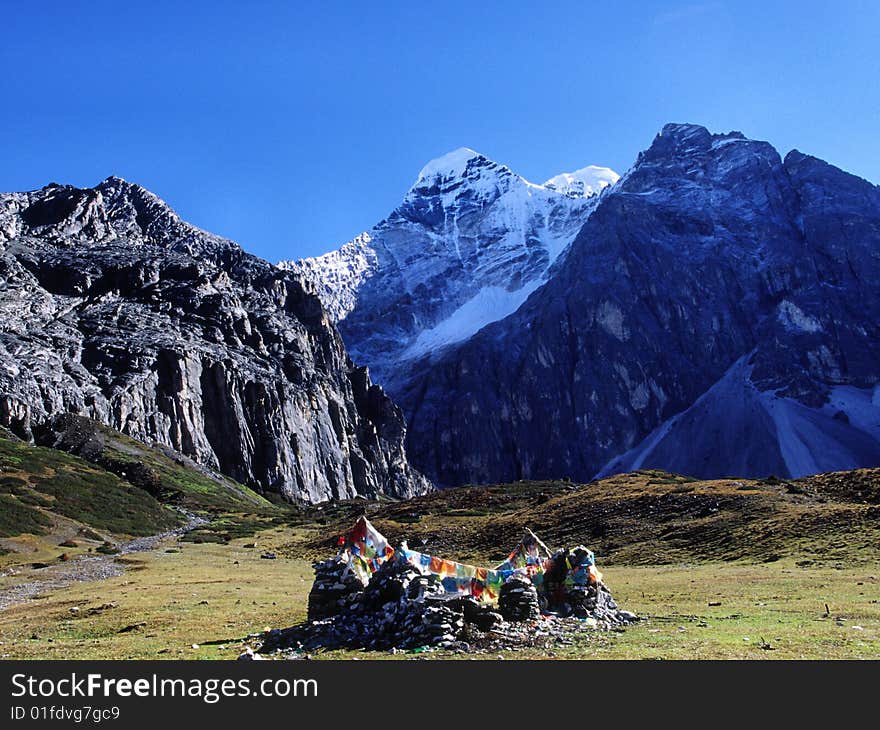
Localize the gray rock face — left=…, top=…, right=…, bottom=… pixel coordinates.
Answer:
left=0, top=177, right=430, bottom=502
left=279, top=232, right=378, bottom=322
left=392, top=124, right=880, bottom=484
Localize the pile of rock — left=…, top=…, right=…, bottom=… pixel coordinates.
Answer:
left=535, top=547, right=622, bottom=622
left=266, top=555, right=470, bottom=652
left=307, top=555, right=366, bottom=620
left=567, top=580, right=621, bottom=622
left=256, top=550, right=637, bottom=658
left=441, top=595, right=504, bottom=632
left=498, top=573, right=541, bottom=621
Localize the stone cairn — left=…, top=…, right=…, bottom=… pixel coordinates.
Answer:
left=567, top=579, right=620, bottom=621
left=258, top=538, right=637, bottom=657
left=268, top=554, right=483, bottom=652
left=498, top=573, right=541, bottom=622
left=307, top=555, right=367, bottom=620
left=533, top=547, right=622, bottom=624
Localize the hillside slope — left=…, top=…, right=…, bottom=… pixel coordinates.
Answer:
left=1, top=464, right=876, bottom=660
left=280, top=468, right=880, bottom=567
left=0, top=426, right=179, bottom=550
left=0, top=419, right=276, bottom=565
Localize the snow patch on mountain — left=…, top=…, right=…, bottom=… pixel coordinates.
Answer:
left=760, top=389, right=880, bottom=477
left=823, top=385, right=880, bottom=441
left=543, top=165, right=620, bottom=198
left=599, top=358, right=880, bottom=480
left=777, top=300, right=822, bottom=333
left=417, top=147, right=482, bottom=182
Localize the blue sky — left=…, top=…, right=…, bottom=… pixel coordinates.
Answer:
left=2, top=1, right=878, bottom=261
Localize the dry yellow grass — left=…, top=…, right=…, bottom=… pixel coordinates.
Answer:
left=1, top=526, right=877, bottom=660
left=0, top=529, right=311, bottom=660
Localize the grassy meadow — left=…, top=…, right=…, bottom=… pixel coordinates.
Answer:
left=1, top=526, right=877, bottom=660
left=0, top=422, right=877, bottom=660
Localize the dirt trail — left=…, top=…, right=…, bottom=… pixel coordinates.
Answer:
left=0, top=511, right=207, bottom=611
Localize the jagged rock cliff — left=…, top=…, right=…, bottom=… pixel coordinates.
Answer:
left=0, top=177, right=430, bottom=502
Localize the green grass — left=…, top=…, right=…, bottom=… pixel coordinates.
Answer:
left=14, top=491, right=54, bottom=508
left=0, top=536, right=313, bottom=660
left=271, top=469, right=880, bottom=568
left=99, top=448, right=268, bottom=512
left=0, top=429, right=182, bottom=540
left=32, top=471, right=179, bottom=537
left=0, top=476, right=28, bottom=491
left=0, top=493, right=53, bottom=537
left=181, top=512, right=289, bottom=544
left=1, top=455, right=878, bottom=660
left=0, top=417, right=285, bottom=550
left=54, top=417, right=272, bottom=512
left=1, top=533, right=876, bottom=660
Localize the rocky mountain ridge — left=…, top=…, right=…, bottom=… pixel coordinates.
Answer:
left=0, top=177, right=431, bottom=502
left=393, top=124, right=880, bottom=484
left=293, top=124, right=880, bottom=485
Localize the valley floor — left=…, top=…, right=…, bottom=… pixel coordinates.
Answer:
left=1, top=526, right=877, bottom=660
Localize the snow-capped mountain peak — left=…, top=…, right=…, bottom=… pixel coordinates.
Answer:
left=286, top=148, right=619, bottom=382
left=413, top=149, right=620, bottom=200
left=407, top=147, right=522, bottom=204
left=543, top=165, right=620, bottom=198
left=416, top=147, right=484, bottom=182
